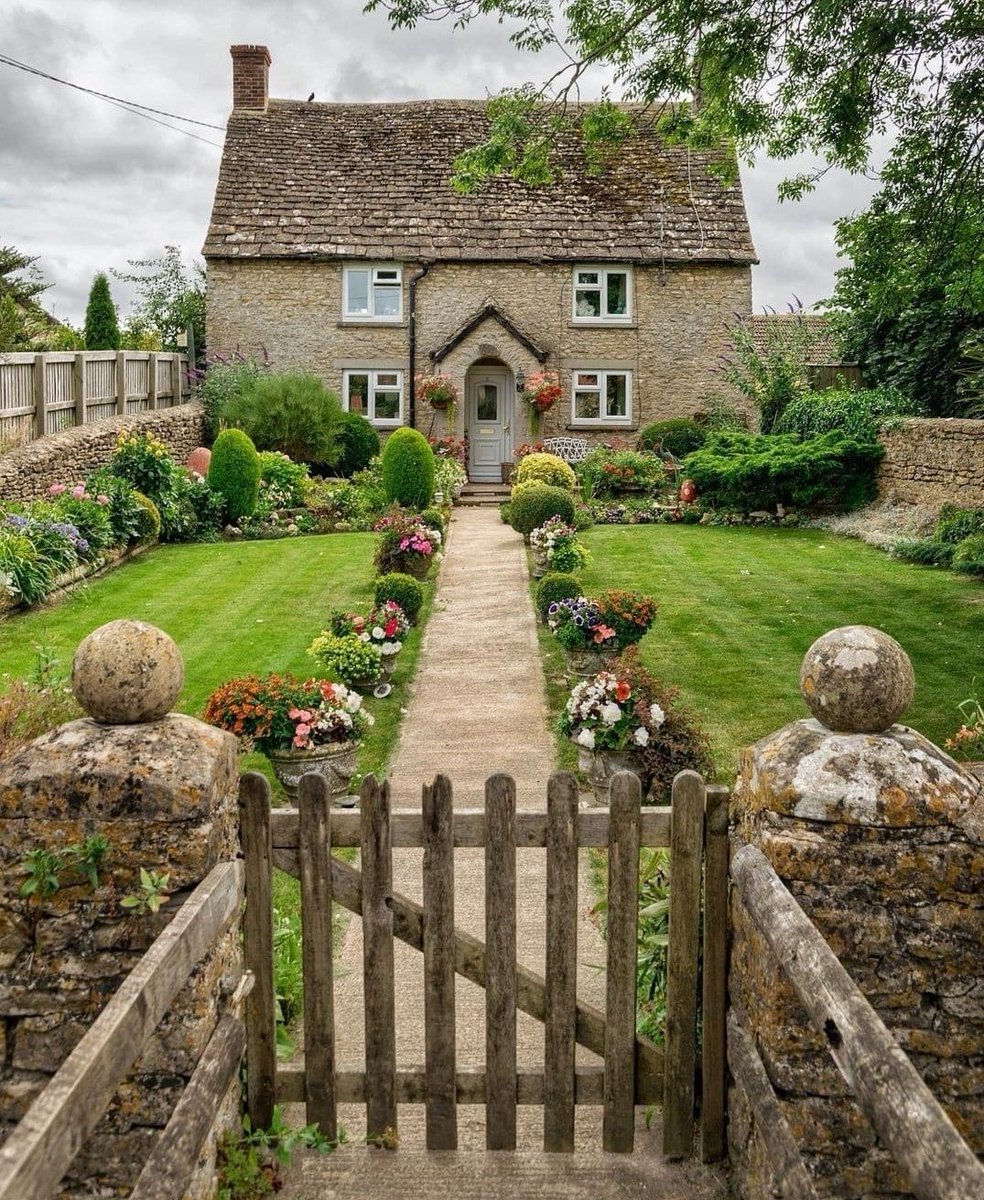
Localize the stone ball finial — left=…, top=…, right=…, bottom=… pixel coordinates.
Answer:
left=72, top=620, right=185, bottom=724
left=800, top=625, right=914, bottom=734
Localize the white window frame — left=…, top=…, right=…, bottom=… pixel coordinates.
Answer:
left=570, top=369, right=632, bottom=426
left=343, top=368, right=404, bottom=427
left=572, top=264, right=633, bottom=323
left=342, top=264, right=403, bottom=322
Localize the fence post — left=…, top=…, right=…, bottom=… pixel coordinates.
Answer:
left=72, top=352, right=86, bottom=428
left=115, top=352, right=126, bottom=416
left=32, top=353, right=47, bottom=439
left=729, top=626, right=983, bottom=1198
left=147, top=352, right=159, bottom=409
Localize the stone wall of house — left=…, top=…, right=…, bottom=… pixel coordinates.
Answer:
left=0, top=622, right=243, bottom=1198
left=877, top=417, right=984, bottom=509
left=0, top=402, right=205, bottom=504
left=728, top=627, right=984, bottom=1199
left=206, top=257, right=753, bottom=445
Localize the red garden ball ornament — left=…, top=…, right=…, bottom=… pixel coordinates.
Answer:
left=679, top=479, right=698, bottom=504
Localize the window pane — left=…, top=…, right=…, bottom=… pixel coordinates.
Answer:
left=606, top=374, right=627, bottom=416
left=606, top=272, right=628, bottom=316
left=575, top=289, right=601, bottom=318
left=374, top=284, right=401, bottom=317
left=477, top=384, right=498, bottom=421
left=577, top=270, right=600, bottom=285
left=348, top=373, right=369, bottom=413
left=374, top=389, right=400, bottom=420
left=574, top=390, right=600, bottom=419
left=374, top=269, right=400, bottom=282
left=576, top=372, right=599, bottom=387
left=376, top=372, right=399, bottom=387
left=346, top=270, right=370, bottom=314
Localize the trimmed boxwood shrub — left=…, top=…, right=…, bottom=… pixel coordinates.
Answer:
left=638, top=418, right=707, bottom=459
left=509, top=482, right=576, bottom=535
left=936, top=504, right=984, bottom=545
left=953, top=533, right=984, bottom=576
left=515, top=452, right=577, bottom=491
left=381, top=428, right=435, bottom=509
left=374, top=572, right=424, bottom=623
left=208, top=429, right=261, bottom=522
left=535, top=572, right=580, bottom=618
left=682, top=431, right=884, bottom=512
left=132, top=492, right=162, bottom=542
left=336, top=411, right=380, bottom=477
left=891, top=539, right=956, bottom=567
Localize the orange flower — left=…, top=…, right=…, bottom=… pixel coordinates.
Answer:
left=614, top=680, right=631, bottom=702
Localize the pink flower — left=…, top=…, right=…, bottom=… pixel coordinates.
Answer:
left=288, top=707, right=312, bottom=722
left=96, top=494, right=110, bottom=505
left=72, top=484, right=86, bottom=499
left=48, top=483, right=66, bottom=496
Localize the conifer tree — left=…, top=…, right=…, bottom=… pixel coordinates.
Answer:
left=83, top=273, right=120, bottom=350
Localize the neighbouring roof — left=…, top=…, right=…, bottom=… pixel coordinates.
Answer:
left=748, top=313, right=846, bottom=365
left=204, top=100, right=757, bottom=265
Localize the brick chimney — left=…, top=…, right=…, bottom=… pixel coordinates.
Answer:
left=230, top=44, right=271, bottom=110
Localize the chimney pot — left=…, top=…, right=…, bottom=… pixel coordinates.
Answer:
left=230, top=44, right=271, bottom=111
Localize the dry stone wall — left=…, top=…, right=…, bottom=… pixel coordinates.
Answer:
left=877, top=417, right=984, bottom=509
left=728, top=628, right=984, bottom=1199
left=0, top=623, right=242, bottom=1198
left=0, top=401, right=205, bottom=504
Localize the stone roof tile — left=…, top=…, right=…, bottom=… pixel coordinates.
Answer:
left=204, top=99, right=757, bottom=265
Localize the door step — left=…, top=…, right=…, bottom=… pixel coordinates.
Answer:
left=458, top=484, right=511, bottom=508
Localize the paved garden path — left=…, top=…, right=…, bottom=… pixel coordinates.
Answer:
left=286, top=507, right=728, bottom=1198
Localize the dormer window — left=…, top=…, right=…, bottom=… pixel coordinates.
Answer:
left=572, top=265, right=632, bottom=323
left=343, top=265, right=403, bottom=321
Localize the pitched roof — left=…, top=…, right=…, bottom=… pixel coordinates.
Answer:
left=748, top=313, right=846, bottom=365
left=204, top=100, right=757, bottom=265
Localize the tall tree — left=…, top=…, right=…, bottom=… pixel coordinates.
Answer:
left=0, top=245, right=52, bottom=351
left=83, top=273, right=121, bottom=351
left=113, top=246, right=205, bottom=357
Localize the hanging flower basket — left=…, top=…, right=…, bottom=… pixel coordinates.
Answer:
left=417, top=375, right=459, bottom=428
left=520, top=372, right=563, bottom=436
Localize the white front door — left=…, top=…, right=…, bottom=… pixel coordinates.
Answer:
left=467, top=370, right=513, bottom=482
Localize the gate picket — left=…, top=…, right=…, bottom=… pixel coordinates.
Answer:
left=240, top=773, right=276, bottom=1131
left=603, top=771, right=642, bottom=1153
left=485, top=774, right=517, bottom=1150
left=423, top=775, right=457, bottom=1149
left=361, top=775, right=397, bottom=1142
left=298, top=774, right=337, bottom=1139
left=544, top=772, right=579, bottom=1152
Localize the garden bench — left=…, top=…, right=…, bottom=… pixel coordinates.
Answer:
left=542, top=435, right=590, bottom=464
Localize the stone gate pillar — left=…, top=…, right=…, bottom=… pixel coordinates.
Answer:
left=728, top=625, right=983, bottom=1198
left=0, top=620, right=242, bottom=1197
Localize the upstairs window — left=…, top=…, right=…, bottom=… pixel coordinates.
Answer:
left=343, top=265, right=403, bottom=321
left=572, top=265, right=632, bottom=322
left=571, top=370, right=632, bottom=425
left=344, top=369, right=403, bottom=427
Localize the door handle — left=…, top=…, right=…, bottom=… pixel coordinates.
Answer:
left=504, top=424, right=510, bottom=433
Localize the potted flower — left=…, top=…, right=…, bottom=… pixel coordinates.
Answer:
left=308, top=631, right=383, bottom=691
left=520, top=372, right=562, bottom=436
left=362, top=601, right=410, bottom=675
left=547, top=595, right=618, bottom=676
left=373, top=512, right=440, bottom=579
left=594, top=589, right=658, bottom=648
left=203, top=673, right=373, bottom=801
left=529, top=516, right=590, bottom=578
left=417, top=375, right=459, bottom=430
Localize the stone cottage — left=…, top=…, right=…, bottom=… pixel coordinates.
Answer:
left=204, top=44, right=757, bottom=481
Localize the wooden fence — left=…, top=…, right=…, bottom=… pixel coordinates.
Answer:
left=0, top=862, right=244, bottom=1200
left=0, top=351, right=191, bottom=447
left=729, top=842, right=984, bottom=1200
left=242, top=768, right=730, bottom=1159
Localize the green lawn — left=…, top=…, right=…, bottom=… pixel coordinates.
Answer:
left=0, top=534, right=431, bottom=781
left=572, top=525, right=983, bottom=778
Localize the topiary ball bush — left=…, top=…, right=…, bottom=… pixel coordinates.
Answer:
left=208, top=428, right=261, bottom=522
left=336, top=411, right=381, bottom=477
left=639, top=418, right=707, bottom=459
left=131, top=492, right=161, bottom=543
left=515, top=452, right=577, bottom=492
left=952, top=533, right=984, bottom=576
left=509, top=481, right=576, bottom=536
left=535, top=572, right=581, bottom=618
left=374, top=572, right=425, bottom=624
left=381, top=427, right=436, bottom=509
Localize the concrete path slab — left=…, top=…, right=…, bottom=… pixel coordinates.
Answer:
left=281, top=507, right=728, bottom=1198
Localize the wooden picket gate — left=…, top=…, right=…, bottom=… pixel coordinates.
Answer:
left=240, top=767, right=729, bottom=1159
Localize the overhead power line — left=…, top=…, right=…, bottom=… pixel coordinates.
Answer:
left=0, top=52, right=226, bottom=148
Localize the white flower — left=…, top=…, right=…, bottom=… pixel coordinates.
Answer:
left=359, top=631, right=371, bottom=642
left=600, top=702, right=622, bottom=726
left=649, top=703, right=666, bottom=728
left=345, top=692, right=363, bottom=713
left=574, top=728, right=596, bottom=750
left=372, top=625, right=385, bottom=640
left=633, top=726, right=650, bottom=747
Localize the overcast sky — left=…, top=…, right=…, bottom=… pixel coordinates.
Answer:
left=1, top=0, right=879, bottom=328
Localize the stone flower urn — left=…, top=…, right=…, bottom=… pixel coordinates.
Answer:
left=577, top=745, right=645, bottom=805
left=268, top=741, right=359, bottom=802
left=565, top=645, right=618, bottom=679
